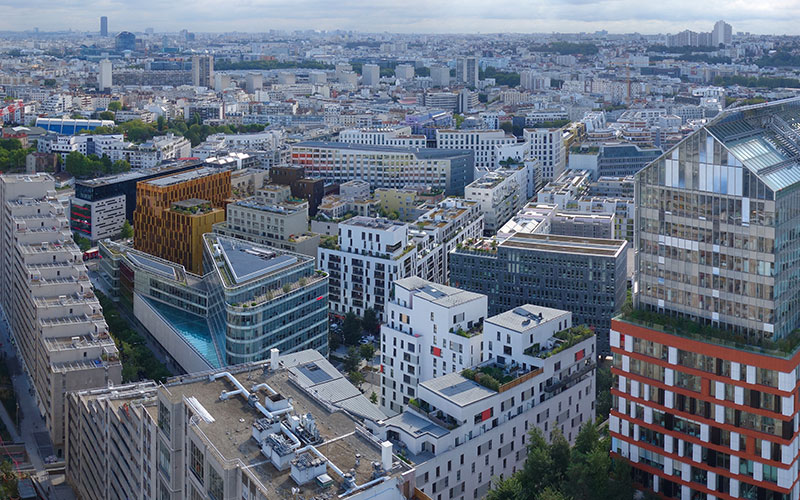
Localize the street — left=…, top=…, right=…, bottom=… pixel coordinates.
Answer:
left=0, top=305, right=76, bottom=499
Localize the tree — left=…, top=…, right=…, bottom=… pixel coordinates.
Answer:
left=99, top=111, right=115, bottom=121
left=329, top=330, right=342, bottom=351
left=74, top=234, right=91, bottom=252
left=120, top=220, right=134, bottom=239
left=359, top=343, right=375, bottom=362
left=500, top=122, right=513, bottom=134
left=112, top=159, right=131, bottom=173
left=0, top=459, right=19, bottom=499
left=369, top=391, right=378, bottom=404
left=549, top=429, right=571, bottom=487
left=362, top=308, right=380, bottom=333
left=344, top=346, right=361, bottom=373
left=342, top=311, right=362, bottom=345
left=486, top=476, right=522, bottom=500
left=595, top=362, right=613, bottom=422
left=157, top=115, right=166, bottom=131
left=108, top=101, right=122, bottom=112
left=348, top=370, right=365, bottom=387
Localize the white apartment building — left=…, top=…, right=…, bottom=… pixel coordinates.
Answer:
left=339, top=179, right=371, bottom=200
left=371, top=303, right=596, bottom=500
left=43, top=134, right=127, bottom=162
left=318, top=217, right=416, bottom=320
left=523, top=128, right=567, bottom=182
left=380, top=278, right=487, bottom=416
left=520, top=70, right=550, bottom=91
left=456, top=56, right=479, bottom=88
left=435, top=130, right=517, bottom=171
left=205, top=130, right=284, bottom=150
left=0, top=174, right=121, bottom=456
left=395, top=64, right=414, bottom=80
left=66, top=349, right=414, bottom=500
left=98, top=59, right=112, bottom=91
left=338, top=126, right=425, bottom=147
left=362, top=63, right=381, bottom=87
left=465, top=165, right=530, bottom=234
left=430, top=65, right=450, bottom=88
left=120, top=133, right=191, bottom=168
left=411, top=198, right=484, bottom=284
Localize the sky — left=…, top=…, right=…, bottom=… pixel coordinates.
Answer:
left=3, top=0, right=800, bottom=35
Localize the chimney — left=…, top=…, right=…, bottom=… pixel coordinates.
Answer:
left=270, top=348, right=280, bottom=370
left=381, top=441, right=393, bottom=471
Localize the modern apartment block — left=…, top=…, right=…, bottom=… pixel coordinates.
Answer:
left=318, top=217, right=416, bottom=320
left=213, top=186, right=320, bottom=257
left=523, top=128, right=567, bottom=182
left=450, top=233, right=628, bottom=355
left=380, top=277, right=487, bottom=415
left=191, top=54, right=214, bottom=88
left=291, top=142, right=475, bottom=196
left=371, top=301, right=596, bottom=500
left=66, top=349, right=415, bottom=500
left=435, top=130, right=517, bottom=171
left=456, top=56, right=479, bottom=87
left=133, top=167, right=231, bottom=274
left=411, top=198, right=484, bottom=284
left=465, top=165, right=530, bottom=234
left=0, top=174, right=121, bottom=456
left=610, top=98, right=800, bottom=500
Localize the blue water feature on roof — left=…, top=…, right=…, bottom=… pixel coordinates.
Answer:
left=144, top=297, right=222, bottom=368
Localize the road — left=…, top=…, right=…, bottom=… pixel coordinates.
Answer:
left=88, top=270, right=183, bottom=376
left=0, top=305, right=76, bottom=500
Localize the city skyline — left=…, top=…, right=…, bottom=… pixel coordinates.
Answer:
left=3, top=0, right=800, bottom=35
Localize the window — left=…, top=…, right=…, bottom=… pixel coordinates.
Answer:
left=208, top=466, right=224, bottom=500
left=158, top=401, right=171, bottom=435
left=158, top=439, right=171, bottom=480
left=190, top=441, right=204, bottom=484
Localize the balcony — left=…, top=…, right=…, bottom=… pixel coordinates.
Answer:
left=407, top=399, right=461, bottom=430
left=450, top=319, right=483, bottom=338
left=544, top=360, right=595, bottom=393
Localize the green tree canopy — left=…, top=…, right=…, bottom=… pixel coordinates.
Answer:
left=342, top=311, right=362, bottom=346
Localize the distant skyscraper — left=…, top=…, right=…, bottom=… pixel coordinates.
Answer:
left=100, top=16, right=108, bottom=37
left=98, top=59, right=112, bottom=91
left=456, top=56, right=479, bottom=88
left=362, top=63, right=380, bottom=87
left=191, top=54, right=214, bottom=88
left=712, top=19, right=733, bottom=46
left=430, top=64, right=450, bottom=87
